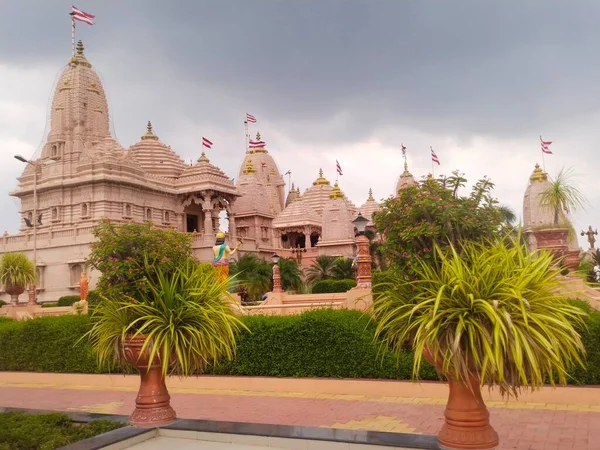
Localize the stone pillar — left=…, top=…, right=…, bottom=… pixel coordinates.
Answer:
left=305, top=227, right=312, bottom=248
left=228, top=212, right=236, bottom=239
left=27, top=285, right=36, bottom=306
left=273, top=263, right=282, bottom=293
left=202, top=200, right=213, bottom=237
left=355, top=234, right=372, bottom=289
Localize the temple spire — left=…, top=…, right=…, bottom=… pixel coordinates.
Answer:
left=367, top=188, right=374, bottom=201
left=141, top=121, right=158, bottom=141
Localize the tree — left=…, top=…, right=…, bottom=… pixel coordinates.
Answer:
left=278, top=257, right=304, bottom=292
left=88, top=220, right=193, bottom=301
left=539, top=167, right=587, bottom=226
left=305, top=255, right=337, bottom=284
left=229, top=254, right=271, bottom=302
left=332, top=257, right=355, bottom=280
left=374, top=173, right=507, bottom=275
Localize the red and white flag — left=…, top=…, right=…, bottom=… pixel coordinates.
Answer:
left=401, top=144, right=406, bottom=156
left=336, top=160, right=343, bottom=176
left=202, top=137, right=213, bottom=149
left=249, top=139, right=266, bottom=149
left=71, top=5, right=94, bottom=25
left=430, top=147, right=440, bottom=165
left=540, top=136, right=553, bottom=155
left=245, top=113, right=257, bottom=123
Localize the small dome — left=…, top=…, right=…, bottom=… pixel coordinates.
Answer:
left=273, top=195, right=321, bottom=228
left=285, top=182, right=299, bottom=206
left=177, top=151, right=236, bottom=194
left=312, top=168, right=331, bottom=186
left=129, top=122, right=186, bottom=179
left=360, top=188, right=381, bottom=227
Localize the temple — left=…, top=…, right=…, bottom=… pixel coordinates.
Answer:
left=0, top=42, right=391, bottom=302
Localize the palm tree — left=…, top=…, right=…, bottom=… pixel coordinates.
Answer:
left=278, top=257, right=304, bottom=292
left=229, top=254, right=272, bottom=301
left=539, top=167, right=587, bottom=226
left=305, top=255, right=336, bottom=284
left=497, top=204, right=516, bottom=225
left=332, top=257, right=355, bottom=280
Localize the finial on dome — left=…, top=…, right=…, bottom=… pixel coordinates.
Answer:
left=367, top=188, right=374, bottom=201
left=319, top=168, right=323, bottom=177
left=141, top=120, right=159, bottom=140
left=70, top=40, right=91, bottom=67
left=313, top=168, right=330, bottom=186
left=329, top=180, right=344, bottom=200
left=529, top=163, right=548, bottom=183
left=198, top=152, right=210, bottom=163
left=256, top=131, right=261, bottom=140
left=290, top=182, right=295, bottom=191
left=76, top=40, right=84, bottom=55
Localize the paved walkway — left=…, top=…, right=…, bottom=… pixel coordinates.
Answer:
left=1, top=373, right=599, bottom=450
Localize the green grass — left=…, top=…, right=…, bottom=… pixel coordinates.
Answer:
left=0, top=412, right=124, bottom=450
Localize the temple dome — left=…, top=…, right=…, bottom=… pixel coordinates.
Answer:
left=320, top=181, right=356, bottom=243
left=43, top=41, right=111, bottom=161
left=236, top=132, right=285, bottom=213
left=359, top=188, right=381, bottom=227
left=523, top=164, right=555, bottom=229
left=285, top=183, right=300, bottom=206
left=235, top=161, right=273, bottom=216
left=273, top=195, right=321, bottom=229
left=301, top=169, right=334, bottom=215
left=129, top=122, right=186, bottom=179
left=177, top=151, right=236, bottom=195
left=395, top=163, right=417, bottom=192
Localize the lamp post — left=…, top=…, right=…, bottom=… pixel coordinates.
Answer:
left=272, top=253, right=282, bottom=293
left=291, top=246, right=306, bottom=265
left=14, top=155, right=55, bottom=305
left=352, top=212, right=372, bottom=289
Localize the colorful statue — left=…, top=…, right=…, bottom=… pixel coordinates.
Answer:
left=79, top=271, right=89, bottom=302
left=212, top=231, right=241, bottom=282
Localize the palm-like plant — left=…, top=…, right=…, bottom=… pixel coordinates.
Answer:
left=373, top=237, right=586, bottom=396
left=305, top=255, right=336, bottom=284
left=0, top=253, right=36, bottom=289
left=539, top=167, right=587, bottom=226
left=86, top=261, right=246, bottom=377
left=230, top=254, right=272, bottom=301
left=332, top=257, right=355, bottom=280
left=278, top=257, right=304, bottom=292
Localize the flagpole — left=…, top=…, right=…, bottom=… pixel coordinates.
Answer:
left=244, top=120, right=249, bottom=153
left=71, top=14, right=76, bottom=56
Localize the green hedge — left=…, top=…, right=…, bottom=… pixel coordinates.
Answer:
left=0, top=306, right=599, bottom=384
left=311, top=279, right=356, bottom=294
left=57, top=295, right=80, bottom=307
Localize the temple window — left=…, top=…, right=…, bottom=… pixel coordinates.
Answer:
left=123, top=203, right=132, bottom=218
left=164, top=211, right=170, bottom=223
left=51, top=207, right=59, bottom=222
left=51, top=145, right=58, bottom=157
left=27, top=212, right=33, bottom=222
left=81, top=202, right=91, bottom=219
left=69, top=264, right=83, bottom=287
left=146, top=208, right=152, bottom=221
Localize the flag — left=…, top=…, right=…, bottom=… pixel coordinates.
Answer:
left=245, top=113, right=257, bottom=123
left=430, top=147, right=440, bottom=165
left=249, top=139, right=265, bottom=149
left=336, top=160, right=343, bottom=176
left=284, top=170, right=291, bottom=176
left=540, top=136, right=553, bottom=155
left=202, top=137, right=213, bottom=149
left=401, top=144, right=406, bottom=156
left=71, top=5, right=94, bottom=25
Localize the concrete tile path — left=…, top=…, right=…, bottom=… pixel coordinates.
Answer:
left=1, top=373, right=599, bottom=450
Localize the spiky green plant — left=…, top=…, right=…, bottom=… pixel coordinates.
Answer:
left=372, top=237, right=587, bottom=397
left=539, top=167, right=587, bottom=226
left=0, top=253, right=36, bottom=288
left=84, top=260, right=247, bottom=377
left=305, top=255, right=337, bottom=284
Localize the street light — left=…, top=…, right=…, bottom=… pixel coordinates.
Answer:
left=14, top=155, right=56, bottom=305
left=352, top=212, right=369, bottom=235
left=272, top=253, right=280, bottom=264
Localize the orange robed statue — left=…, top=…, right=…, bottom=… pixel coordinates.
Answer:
left=79, top=271, right=89, bottom=302
left=212, top=231, right=240, bottom=282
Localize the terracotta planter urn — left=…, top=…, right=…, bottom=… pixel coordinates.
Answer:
left=424, top=350, right=499, bottom=450
left=121, top=334, right=177, bottom=427
left=5, top=284, right=25, bottom=307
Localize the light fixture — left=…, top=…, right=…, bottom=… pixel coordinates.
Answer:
left=352, top=212, right=369, bottom=235
left=272, top=253, right=280, bottom=264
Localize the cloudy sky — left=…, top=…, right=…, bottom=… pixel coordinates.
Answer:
left=1, top=1, right=599, bottom=247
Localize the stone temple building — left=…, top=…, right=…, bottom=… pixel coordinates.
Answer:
left=0, top=42, right=390, bottom=303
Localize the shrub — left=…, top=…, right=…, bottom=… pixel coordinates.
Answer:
left=87, top=220, right=193, bottom=301
left=57, top=295, right=80, bottom=307
left=0, top=411, right=124, bottom=450
left=311, top=279, right=356, bottom=293
left=0, top=253, right=36, bottom=289
left=0, top=306, right=599, bottom=384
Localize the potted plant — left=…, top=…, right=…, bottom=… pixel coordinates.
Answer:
left=0, top=253, right=36, bottom=306
left=372, top=237, right=586, bottom=449
left=85, top=260, right=246, bottom=427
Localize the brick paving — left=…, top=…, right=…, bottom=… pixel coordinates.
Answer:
left=1, top=383, right=599, bottom=450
